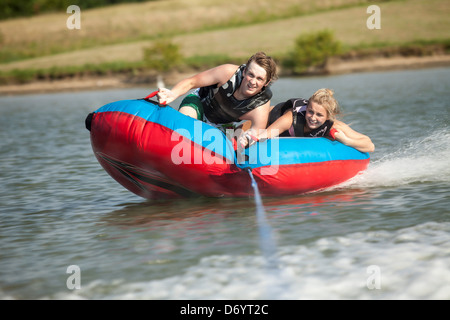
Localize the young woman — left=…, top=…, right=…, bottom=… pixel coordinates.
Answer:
left=156, top=52, right=278, bottom=133
left=241, top=88, right=375, bottom=153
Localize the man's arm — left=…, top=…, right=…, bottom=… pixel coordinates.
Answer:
left=157, top=64, right=238, bottom=105
left=239, top=101, right=270, bottom=131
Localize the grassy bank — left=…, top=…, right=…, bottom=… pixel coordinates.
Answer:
left=0, top=0, right=382, bottom=63
left=0, top=0, right=449, bottom=86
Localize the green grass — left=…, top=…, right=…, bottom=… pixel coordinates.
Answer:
left=0, top=0, right=379, bottom=63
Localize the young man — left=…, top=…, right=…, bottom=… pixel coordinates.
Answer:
left=157, top=52, right=278, bottom=134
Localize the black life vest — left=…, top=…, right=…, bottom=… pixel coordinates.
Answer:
left=198, top=64, right=272, bottom=124
left=268, top=98, right=333, bottom=137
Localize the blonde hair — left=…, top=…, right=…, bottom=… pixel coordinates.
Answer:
left=308, top=88, right=340, bottom=120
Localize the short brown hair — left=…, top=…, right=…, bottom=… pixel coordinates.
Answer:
left=246, top=52, right=278, bottom=85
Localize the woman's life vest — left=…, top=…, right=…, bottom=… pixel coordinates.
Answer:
left=268, top=98, right=334, bottom=137
left=198, top=64, right=272, bottom=124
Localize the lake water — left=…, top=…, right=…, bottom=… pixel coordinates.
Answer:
left=1, top=67, right=449, bottom=300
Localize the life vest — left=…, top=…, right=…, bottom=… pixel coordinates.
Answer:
left=268, top=98, right=333, bottom=137
left=198, top=64, right=272, bottom=124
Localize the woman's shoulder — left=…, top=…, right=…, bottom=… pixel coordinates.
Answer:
left=332, top=119, right=348, bottom=129
left=280, top=98, right=308, bottom=113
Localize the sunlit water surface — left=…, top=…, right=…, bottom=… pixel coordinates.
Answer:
left=1, top=67, right=449, bottom=299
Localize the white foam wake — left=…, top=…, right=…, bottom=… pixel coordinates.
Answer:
left=341, top=129, right=450, bottom=189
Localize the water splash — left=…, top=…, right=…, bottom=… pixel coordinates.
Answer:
left=247, top=169, right=279, bottom=268
left=341, top=129, right=450, bottom=189
left=246, top=169, right=293, bottom=299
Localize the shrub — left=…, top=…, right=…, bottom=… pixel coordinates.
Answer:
left=284, top=30, right=342, bottom=74
left=143, top=40, right=183, bottom=73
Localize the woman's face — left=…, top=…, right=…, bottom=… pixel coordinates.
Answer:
left=305, top=101, right=328, bottom=130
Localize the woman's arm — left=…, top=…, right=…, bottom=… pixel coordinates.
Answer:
left=332, top=120, right=375, bottom=153
left=238, top=107, right=292, bottom=149
left=258, top=110, right=293, bottom=140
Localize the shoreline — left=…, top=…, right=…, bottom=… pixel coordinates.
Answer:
left=1, top=54, right=449, bottom=96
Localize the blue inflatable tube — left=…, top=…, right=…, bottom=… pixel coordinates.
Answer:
left=87, top=99, right=370, bottom=199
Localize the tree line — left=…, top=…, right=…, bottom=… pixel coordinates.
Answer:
left=1, top=0, right=154, bottom=20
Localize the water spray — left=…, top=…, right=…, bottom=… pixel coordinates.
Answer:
left=245, top=167, right=279, bottom=270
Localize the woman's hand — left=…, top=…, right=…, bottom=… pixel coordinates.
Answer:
left=332, top=128, right=350, bottom=144
left=332, top=121, right=375, bottom=153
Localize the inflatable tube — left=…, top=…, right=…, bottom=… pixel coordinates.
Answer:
left=87, top=99, right=370, bottom=199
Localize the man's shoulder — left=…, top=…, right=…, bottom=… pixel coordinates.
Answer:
left=212, top=64, right=240, bottom=86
